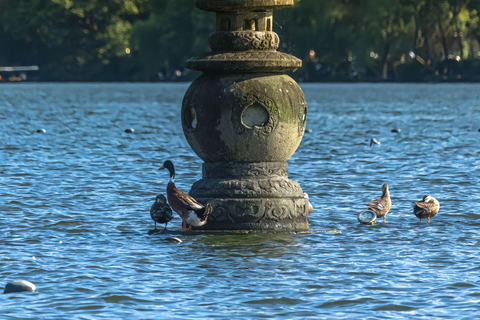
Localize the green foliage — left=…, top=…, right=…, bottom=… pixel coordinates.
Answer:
left=0, top=0, right=479, bottom=81
left=0, top=0, right=149, bottom=80
left=130, top=0, right=213, bottom=81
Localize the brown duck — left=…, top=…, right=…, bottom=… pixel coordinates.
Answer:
left=159, top=160, right=212, bottom=231
left=367, top=183, right=391, bottom=223
left=412, top=195, right=440, bottom=223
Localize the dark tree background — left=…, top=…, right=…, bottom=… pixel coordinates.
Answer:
left=1, top=0, right=479, bottom=81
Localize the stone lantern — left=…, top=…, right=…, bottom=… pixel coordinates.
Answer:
left=182, top=0, right=310, bottom=230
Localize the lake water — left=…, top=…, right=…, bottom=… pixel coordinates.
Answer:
left=1, top=83, right=479, bottom=319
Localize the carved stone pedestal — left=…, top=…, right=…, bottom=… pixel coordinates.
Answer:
left=182, top=0, right=310, bottom=230
left=190, top=162, right=309, bottom=230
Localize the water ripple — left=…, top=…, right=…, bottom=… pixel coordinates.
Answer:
left=1, top=83, right=479, bottom=318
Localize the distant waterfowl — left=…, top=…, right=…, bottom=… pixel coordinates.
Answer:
left=150, top=194, right=173, bottom=230
left=367, top=183, right=391, bottom=223
left=36, top=129, right=46, bottom=133
left=159, top=160, right=212, bottom=231
left=370, top=138, right=381, bottom=146
left=391, top=128, right=401, bottom=133
left=125, top=128, right=135, bottom=133
left=412, top=195, right=440, bottom=223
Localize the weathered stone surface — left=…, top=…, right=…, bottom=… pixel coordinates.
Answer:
left=202, top=162, right=287, bottom=179
left=186, top=51, right=301, bottom=73
left=191, top=177, right=304, bottom=198
left=4, top=280, right=36, bottom=294
left=182, top=73, right=307, bottom=163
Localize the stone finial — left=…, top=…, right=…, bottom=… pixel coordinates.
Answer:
left=186, top=0, right=301, bottom=73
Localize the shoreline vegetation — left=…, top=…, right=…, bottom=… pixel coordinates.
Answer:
left=1, top=0, right=479, bottom=82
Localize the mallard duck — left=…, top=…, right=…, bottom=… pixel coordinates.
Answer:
left=150, top=194, right=173, bottom=230
left=412, top=194, right=440, bottom=223
left=159, top=160, right=212, bottom=231
left=367, top=183, right=391, bottom=223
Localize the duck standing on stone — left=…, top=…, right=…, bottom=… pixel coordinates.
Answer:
left=159, top=160, right=212, bottom=231
left=150, top=194, right=173, bottom=231
left=412, top=195, right=440, bottom=223
left=367, top=183, right=391, bottom=223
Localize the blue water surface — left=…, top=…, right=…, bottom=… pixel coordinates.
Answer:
left=1, top=83, right=479, bottom=319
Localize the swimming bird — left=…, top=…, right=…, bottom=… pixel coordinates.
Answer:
left=412, top=195, right=440, bottom=223
left=370, top=138, right=381, bottom=146
left=367, top=183, right=391, bottom=223
left=159, top=160, right=212, bottom=231
left=150, top=194, right=173, bottom=230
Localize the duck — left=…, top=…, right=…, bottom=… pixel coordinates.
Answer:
left=367, top=183, right=391, bottom=223
left=304, top=193, right=314, bottom=213
left=159, top=160, right=212, bottom=231
left=150, top=194, right=173, bottom=230
left=412, top=194, right=440, bottom=223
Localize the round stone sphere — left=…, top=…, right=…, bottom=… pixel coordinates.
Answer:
left=182, top=73, right=307, bottom=162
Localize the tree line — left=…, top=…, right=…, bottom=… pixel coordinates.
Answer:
left=0, top=0, right=479, bottom=82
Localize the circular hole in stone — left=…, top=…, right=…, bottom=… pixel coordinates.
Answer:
left=184, top=107, right=197, bottom=129
left=242, top=103, right=269, bottom=128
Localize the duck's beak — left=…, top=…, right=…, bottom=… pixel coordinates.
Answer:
left=159, top=165, right=165, bottom=170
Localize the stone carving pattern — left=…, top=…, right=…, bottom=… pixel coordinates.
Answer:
left=266, top=204, right=293, bottom=221
left=232, top=91, right=279, bottom=136
left=182, top=103, right=197, bottom=134
left=298, top=101, right=307, bottom=137
left=205, top=199, right=309, bottom=223
left=295, top=199, right=309, bottom=218
left=246, top=167, right=287, bottom=177
left=191, top=178, right=303, bottom=197
left=209, top=31, right=280, bottom=51
left=203, top=163, right=287, bottom=178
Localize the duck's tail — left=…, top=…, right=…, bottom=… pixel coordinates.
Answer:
left=195, top=203, right=213, bottom=222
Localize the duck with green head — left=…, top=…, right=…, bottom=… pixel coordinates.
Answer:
left=159, top=160, right=212, bottom=231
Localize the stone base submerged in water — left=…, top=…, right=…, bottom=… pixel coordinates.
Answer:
left=189, top=162, right=310, bottom=231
